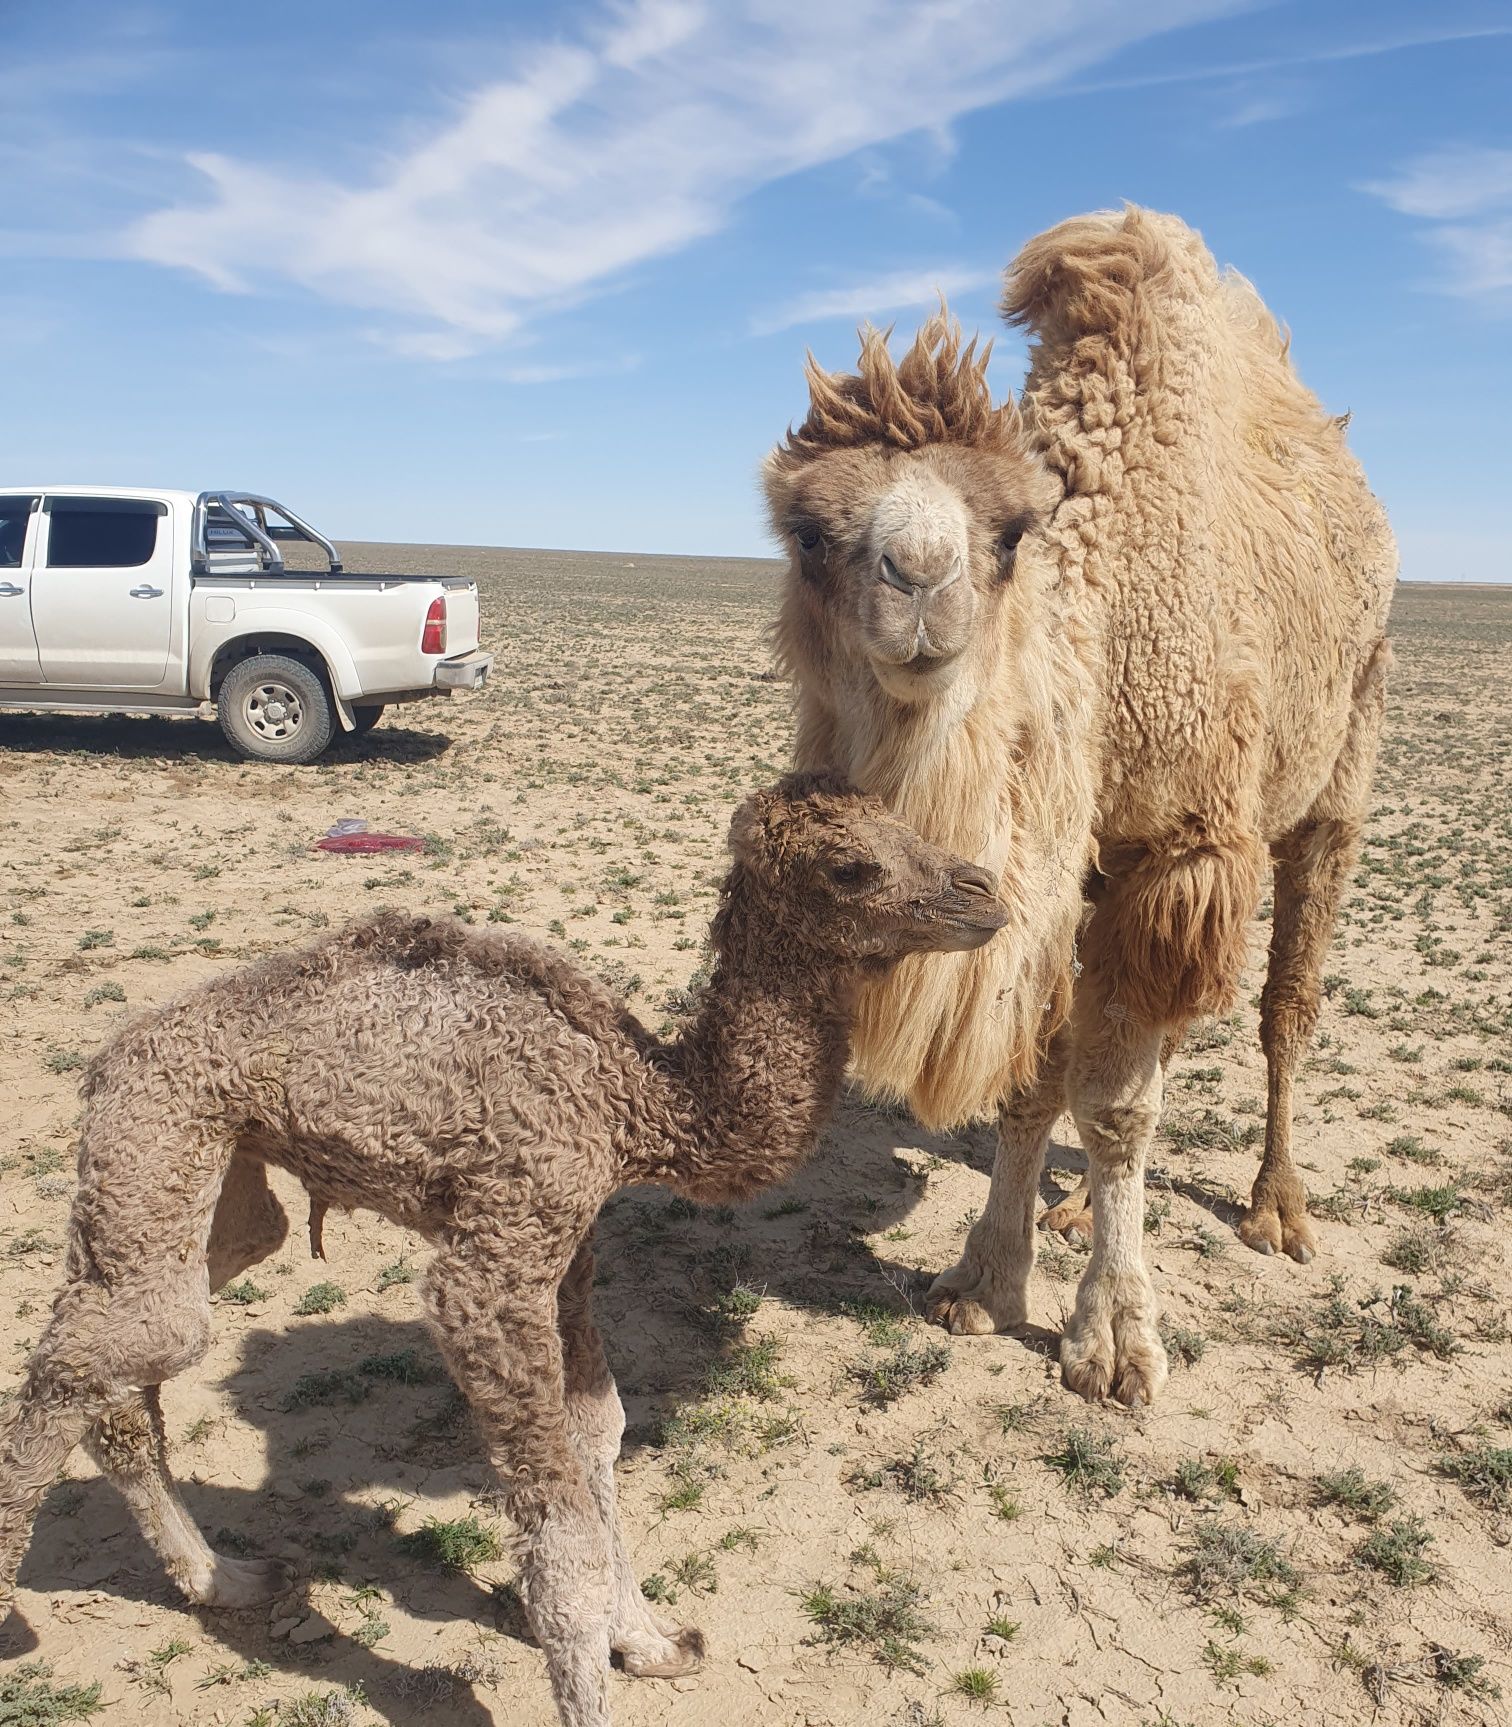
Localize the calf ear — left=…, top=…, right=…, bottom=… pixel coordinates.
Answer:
left=726, top=787, right=776, bottom=866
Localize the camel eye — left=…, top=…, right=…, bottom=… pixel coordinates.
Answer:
left=830, top=856, right=880, bottom=888
left=997, top=516, right=1031, bottom=580
left=793, top=521, right=822, bottom=553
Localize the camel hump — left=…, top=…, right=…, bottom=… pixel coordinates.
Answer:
left=1001, top=205, right=1218, bottom=346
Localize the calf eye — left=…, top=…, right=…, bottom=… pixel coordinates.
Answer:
left=830, top=857, right=879, bottom=887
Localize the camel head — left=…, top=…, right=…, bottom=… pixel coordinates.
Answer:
left=763, top=310, right=1056, bottom=713
left=716, top=773, right=1008, bottom=970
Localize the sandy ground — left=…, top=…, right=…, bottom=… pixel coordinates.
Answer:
left=1, top=551, right=1509, bottom=1727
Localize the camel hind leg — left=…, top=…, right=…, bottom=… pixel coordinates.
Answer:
left=85, top=1386, right=290, bottom=1608
left=0, top=1133, right=285, bottom=1619
left=558, top=1238, right=702, bottom=1678
left=82, top=1154, right=293, bottom=1608
left=1240, top=642, right=1387, bottom=1262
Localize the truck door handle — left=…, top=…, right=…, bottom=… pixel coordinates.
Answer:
left=129, top=584, right=164, bottom=599
left=0, top=582, right=23, bottom=596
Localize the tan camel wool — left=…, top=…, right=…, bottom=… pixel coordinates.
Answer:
left=764, top=207, right=1395, bottom=1409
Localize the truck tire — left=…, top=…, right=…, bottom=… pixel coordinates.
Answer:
left=218, top=653, right=335, bottom=764
left=351, top=703, right=386, bottom=733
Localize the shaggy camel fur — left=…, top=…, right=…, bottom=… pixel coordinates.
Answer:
left=764, top=208, right=1396, bottom=1407
left=0, top=776, right=1004, bottom=1727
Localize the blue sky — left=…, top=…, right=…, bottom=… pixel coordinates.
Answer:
left=2, top=1, right=1509, bottom=579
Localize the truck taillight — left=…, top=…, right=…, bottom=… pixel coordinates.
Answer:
left=421, top=597, right=447, bottom=655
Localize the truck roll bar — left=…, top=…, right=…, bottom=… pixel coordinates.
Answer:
left=193, top=491, right=344, bottom=575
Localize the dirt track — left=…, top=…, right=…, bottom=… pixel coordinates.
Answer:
left=1, top=551, right=1509, bottom=1726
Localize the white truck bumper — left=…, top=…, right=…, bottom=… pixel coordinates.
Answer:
left=434, top=649, right=493, bottom=691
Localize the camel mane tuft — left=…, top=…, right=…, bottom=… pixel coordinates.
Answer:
left=779, top=310, right=1022, bottom=461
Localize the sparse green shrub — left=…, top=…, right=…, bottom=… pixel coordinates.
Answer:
left=799, top=1575, right=934, bottom=1674
left=397, top=1516, right=504, bottom=1571
left=1043, top=1428, right=1123, bottom=1498
left=294, top=1281, right=347, bottom=1315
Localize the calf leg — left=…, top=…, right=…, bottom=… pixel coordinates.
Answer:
left=0, top=1126, right=238, bottom=1619
left=0, top=1267, right=217, bottom=1616
left=81, top=1155, right=293, bottom=1608
left=424, top=1233, right=613, bottom=1727
left=86, top=1388, right=290, bottom=1607
left=927, top=1034, right=1068, bottom=1334
left=558, top=1241, right=702, bottom=1678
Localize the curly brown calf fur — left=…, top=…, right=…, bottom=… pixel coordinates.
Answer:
left=0, top=774, right=1005, bottom=1727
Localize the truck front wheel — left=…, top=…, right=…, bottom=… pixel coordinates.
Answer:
left=218, top=653, right=335, bottom=764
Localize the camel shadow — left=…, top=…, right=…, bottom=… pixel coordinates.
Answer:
left=592, top=1090, right=1088, bottom=1428
left=0, top=710, right=453, bottom=766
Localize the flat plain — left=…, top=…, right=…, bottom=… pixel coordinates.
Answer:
left=1, top=549, right=1509, bottom=1727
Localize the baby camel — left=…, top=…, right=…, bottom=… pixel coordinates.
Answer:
left=0, top=774, right=1004, bottom=1727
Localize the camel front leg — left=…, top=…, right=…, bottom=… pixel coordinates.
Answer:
left=423, top=1236, right=613, bottom=1727
left=558, top=1241, right=703, bottom=1678
left=927, top=1036, right=1068, bottom=1334
left=1061, top=1005, right=1168, bottom=1407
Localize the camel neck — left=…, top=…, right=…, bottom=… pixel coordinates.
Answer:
left=643, top=898, right=857, bottom=1204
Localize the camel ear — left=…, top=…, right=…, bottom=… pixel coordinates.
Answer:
left=726, top=788, right=775, bottom=865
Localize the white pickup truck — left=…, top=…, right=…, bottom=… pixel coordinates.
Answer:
left=0, top=487, right=492, bottom=763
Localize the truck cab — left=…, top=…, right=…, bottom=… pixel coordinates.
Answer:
left=0, top=488, right=491, bottom=762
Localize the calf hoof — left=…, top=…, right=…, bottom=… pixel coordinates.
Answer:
left=194, top=1555, right=296, bottom=1609
left=619, top=1625, right=705, bottom=1679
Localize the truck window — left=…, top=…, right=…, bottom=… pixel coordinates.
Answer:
left=202, top=505, right=256, bottom=552
left=46, top=498, right=166, bottom=569
left=0, top=495, right=37, bottom=567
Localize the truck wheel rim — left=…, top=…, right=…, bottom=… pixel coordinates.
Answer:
left=244, top=680, right=304, bottom=741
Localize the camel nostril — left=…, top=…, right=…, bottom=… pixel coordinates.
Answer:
left=951, top=866, right=997, bottom=899
left=878, top=554, right=916, bottom=594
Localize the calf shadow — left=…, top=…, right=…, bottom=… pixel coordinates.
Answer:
left=16, top=1311, right=508, bottom=1726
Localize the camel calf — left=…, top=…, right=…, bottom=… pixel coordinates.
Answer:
left=0, top=774, right=1005, bottom=1727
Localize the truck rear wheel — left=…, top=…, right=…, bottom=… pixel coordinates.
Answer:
left=351, top=703, right=386, bottom=733
left=218, top=653, right=335, bottom=764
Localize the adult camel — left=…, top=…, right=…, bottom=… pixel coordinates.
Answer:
left=763, top=207, right=1395, bottom=1405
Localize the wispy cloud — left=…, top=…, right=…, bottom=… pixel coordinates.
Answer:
left=1217, top=88, right=1298, bottom=129
left=751, top=266, right=998, bottom=336
left=1053, top=21, right=1512, bottom=99
left=117, top=0, right=1247, bottom=358
left=1364, top=145, right=1512, bottom=220
left=1364, top=145, right=1512, bottom=306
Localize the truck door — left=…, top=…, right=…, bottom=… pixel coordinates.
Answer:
left=0, top=494, right=42, bottom=682
left=32, top=496, right=173, bottom=688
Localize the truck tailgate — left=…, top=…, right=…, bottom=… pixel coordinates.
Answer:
left=444, top=583, right=481, bottom=656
